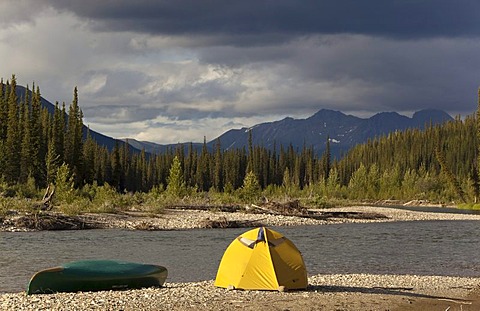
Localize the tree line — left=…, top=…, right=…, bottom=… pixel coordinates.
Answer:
left=333, top=114, right=477, bottom=203
left=0, top=74, right=478, bottom=205
left=0, top=75, right=84, bottom=189
left=0, top=75, right=333, bottom=195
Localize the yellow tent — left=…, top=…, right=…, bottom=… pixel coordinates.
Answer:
left=214, top=227, right=307, bottom=291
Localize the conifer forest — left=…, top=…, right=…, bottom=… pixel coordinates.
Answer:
left=0, top=75, right=479, bottom=212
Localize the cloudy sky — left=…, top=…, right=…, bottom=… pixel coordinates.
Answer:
left=1, top=0, right=479, bottom=144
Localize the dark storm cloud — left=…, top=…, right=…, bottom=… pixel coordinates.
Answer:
left=45, top=0, right=480, bottom=40
left=195, top=35, right=480, bottom=115
left=5, top=0, right=478, bottom=143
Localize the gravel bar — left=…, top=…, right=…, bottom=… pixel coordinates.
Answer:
left=3, top=205, right=480, bottom=232
left=3, top=206, right=480, bottom=309
left=2, top=274, right=479, bottom=311
left=83, top=205, right=480, bottom=230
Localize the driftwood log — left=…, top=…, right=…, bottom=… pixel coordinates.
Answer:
left=199, top=217, right=264, bottom=229
left=167, top=200, right=388, bottom=222
left=29, top=185, right=56, bottom=211
left=248, top=200, right=388, bottom=221
left=166, top=205, right=242, bottom=212
left=14, top=212, right=98, bottom=230
left=249, top=200, right=307, bottom=216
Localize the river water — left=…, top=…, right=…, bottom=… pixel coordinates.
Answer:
left=1, top=220, right=480, bottom=293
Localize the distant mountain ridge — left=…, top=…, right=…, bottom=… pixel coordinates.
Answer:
left=127, top=108, right=453, bottom=157
left=14, top=83, right=453, bottom=158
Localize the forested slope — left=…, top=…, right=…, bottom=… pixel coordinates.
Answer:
left=0, top=74, right=477, bottom=206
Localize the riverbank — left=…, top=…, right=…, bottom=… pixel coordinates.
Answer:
left=3, top=206, right=480, bottom=310
left=90, top=205, right=480, bottom=230
left=1, top=273, right=479, bottom=310
left=2, top=205, right=480, bottom=232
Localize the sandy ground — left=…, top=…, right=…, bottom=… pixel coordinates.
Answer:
left=2, top=205, right=480, bottom=310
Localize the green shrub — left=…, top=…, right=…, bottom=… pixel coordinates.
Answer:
left=238, top=171, right=261, bottom=203
left=0, top=178, right=17, bottom=198
left=90, top=183, right=122, bottom=213
left=16, top=176, right=39, bottom=199
left=458, top=203, right=480, bottom=210
left=54, top=163, right=77, bottom=204
left=58, top=198, right=91, bottom=215
left=0, top=197, right=38, bottom=214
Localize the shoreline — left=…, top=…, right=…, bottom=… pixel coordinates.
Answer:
left=3, top=206, right=480, bottom=310
left=3, top=204, right=480, bottom=232
left=2, top=273, right=479, bottom=310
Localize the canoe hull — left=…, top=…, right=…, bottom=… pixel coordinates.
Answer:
left=27, top=260, right=168, bottom=294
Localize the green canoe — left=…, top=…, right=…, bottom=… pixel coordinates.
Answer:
left=27, top=260, right=168, bottom=294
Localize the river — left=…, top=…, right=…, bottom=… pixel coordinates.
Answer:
left=1, top=220, right=480, bottom=292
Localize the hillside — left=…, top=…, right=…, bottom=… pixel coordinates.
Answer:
left=128, top=109, right=453, bottom=157
left=334, top=113, right=476, bottom=202
left=14, top=83, right=453, bottom=158
left=0, top=82, right=473, bottom=201
left=15, top=85, right=134, bottom=152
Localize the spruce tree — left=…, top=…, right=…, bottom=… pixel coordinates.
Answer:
left=322, top=137, right=331, bottom=182
left=31, top=85, right=44, bottom=186
left=19, top=89, right=32, bottom=183
left=241, top=170, right=261, bottom=202
left=122, top=140, right=132, bottom=190
left=64, top=87, right=84, bottom=185
left=0, top=81, right=8, bottom=179
left=45, top=138, right=60, bottom=184
left=4, top=75, right=20, bottom=184
left=139, top=148, right=147, bottom=191
left=435, top=145, right=466, bottom=203
left=477, top=87, right=480, bottom=200
left=110, top=142, right=122, bottom=190
left=184, top=143, right=194, bottom=187
left=282, top=167, right=292, bottom=190
left=246, top=130, right=253, bottom=173
left=82, top=129, right=96, bottom=185
left=213, top=138, right=223, bottom=191
left=166, top=155, right=185, bottom=197
left=52, top=102, right=65, bottom=162
left=196, top=137, right=210, bottom=191
left=0, top=79, right=7, bottom=140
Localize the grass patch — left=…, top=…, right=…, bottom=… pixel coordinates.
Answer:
left=457, top=203, right=480, bottom=210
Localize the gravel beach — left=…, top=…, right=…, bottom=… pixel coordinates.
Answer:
left=81, top=205, right=480, bottom=230
left=2, top=205, right=480, bottom=310
left=3, top=204, right=480, bottom=232
left=2, top=274, right=479, bottom=310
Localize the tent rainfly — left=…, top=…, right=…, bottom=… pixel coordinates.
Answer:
left=214, top=227, right=307, bottom=291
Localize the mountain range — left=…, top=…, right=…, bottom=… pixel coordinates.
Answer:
left=19, top=84, right=453, bottom=158
left=127, top=109, right=453, bottom=158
